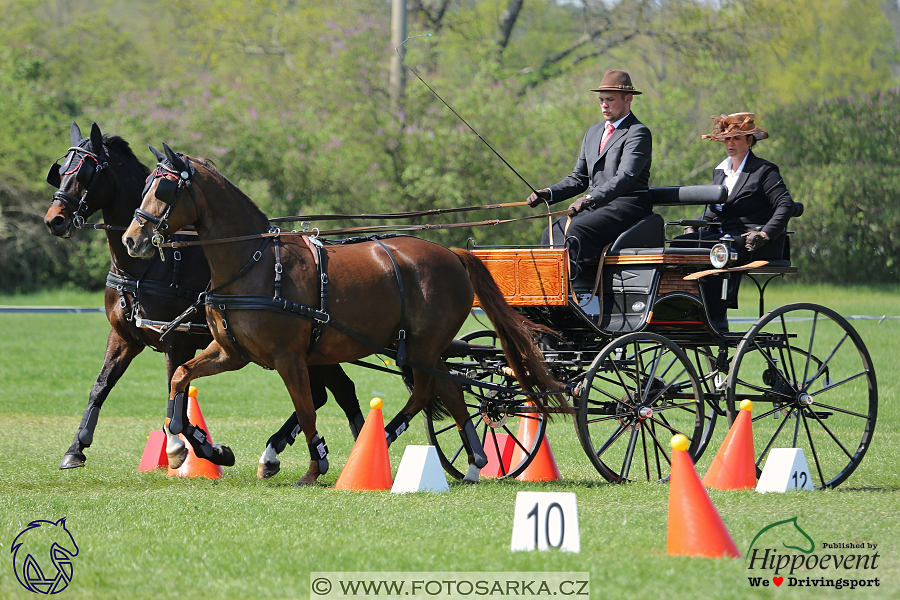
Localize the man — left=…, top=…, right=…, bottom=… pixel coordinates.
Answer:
left=527, top=70, right=652, bottom=273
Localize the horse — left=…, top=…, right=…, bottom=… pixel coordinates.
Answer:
left=122, top=144, right=565, bottom=484
left=44, top=122, right=364, bottom=477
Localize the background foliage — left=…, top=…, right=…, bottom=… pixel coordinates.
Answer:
left=1, top=0, right=899, bottom=292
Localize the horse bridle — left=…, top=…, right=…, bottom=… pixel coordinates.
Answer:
left=134, top=157, right=196, bottom=261
left=46, top=145, right=108, bottom=228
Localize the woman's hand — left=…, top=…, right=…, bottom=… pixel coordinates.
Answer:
left=742, top=230, right=769, bottom=251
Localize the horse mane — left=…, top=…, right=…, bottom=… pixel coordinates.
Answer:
left=188, top=156, right=269, bottom=223
left=103, top=135, right=150, bottom=177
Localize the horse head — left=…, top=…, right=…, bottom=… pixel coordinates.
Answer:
left=746, top=516, right=816, bottom=558
left=123, top=143, right=201, bottom=258
left=44, top=121, right=113, bottom=238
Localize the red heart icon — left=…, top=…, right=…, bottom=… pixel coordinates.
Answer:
left=773, top=577, right=783, bottom=586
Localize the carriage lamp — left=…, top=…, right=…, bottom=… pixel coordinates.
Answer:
left=710, top=240, right=738, bottom=269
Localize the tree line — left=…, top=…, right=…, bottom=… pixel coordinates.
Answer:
left=1, top=0, right=898, bottom=292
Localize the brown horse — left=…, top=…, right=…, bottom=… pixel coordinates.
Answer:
left=44, top=123, right=364, bottom=477
left=122, top=145, right=564, bottom=484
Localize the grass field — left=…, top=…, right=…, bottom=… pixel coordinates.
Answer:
left=0, top=283, right=898, bottom=599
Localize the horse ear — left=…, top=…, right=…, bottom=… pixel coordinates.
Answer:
left=149, top=144, right=166, bottom=163
left=89, top=123, right=105, bottom=160
left=70, top=121, right=83, bottom=146
left=162, top=143, right=187, bottom=173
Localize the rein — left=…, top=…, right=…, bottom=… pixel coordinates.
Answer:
left=269, top=201, right=529, bottom=222
left=160, top=209, right=570, bottom=249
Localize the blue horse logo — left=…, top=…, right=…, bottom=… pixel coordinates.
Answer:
left=11, top=518, right=79, bottom=594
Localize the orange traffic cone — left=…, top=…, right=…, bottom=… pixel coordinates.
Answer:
left=481, top=433, right=514, bottom=478
left=702, top=399, right=756, bottom=490
left=334, top=398, right=393, bottom=490
left=138, top=430, right=169, bottom=471
left=668, top=434, right=741, bottom=558
left=510, top=412, right=560, bottom=482
left=167, top=387, right=223, bottom=479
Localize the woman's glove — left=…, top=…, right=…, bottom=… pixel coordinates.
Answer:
left=742, top=230, right=769, bottom=251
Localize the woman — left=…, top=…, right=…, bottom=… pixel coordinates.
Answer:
left=679, top=113, right=796, bottom=330
left=682, top=112, right=795, bottom=261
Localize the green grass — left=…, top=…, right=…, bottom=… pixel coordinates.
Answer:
left=1, top=285, right=898, bottom=599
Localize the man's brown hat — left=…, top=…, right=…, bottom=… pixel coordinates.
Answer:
left=590, top=70, right=642, bottom=95
left=702, top=113, right=768, bottom=142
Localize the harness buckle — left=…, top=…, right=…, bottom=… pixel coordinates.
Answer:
left=173, top=250, right=182, bottom=261
left=73, top=214, right=85, bottom=228
left=275, top=263, right=283, bottom=274
left=398, top=329, right=407, bottom=340
left=253, top=250, right=262, bottom=262
left=321, top=273, right=328, bottom=285
left=315, top=312, right=331, bottom=325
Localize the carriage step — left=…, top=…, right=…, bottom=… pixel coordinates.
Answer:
left=441, top=338, right=502, bottom=359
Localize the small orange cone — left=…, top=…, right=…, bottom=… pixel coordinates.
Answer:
left=138, top=430, right=169, bottom=471
left=510, top=412, right=560, bottom=482
left=167, top=387, right=223, bottom=479
left=702, top=399, right=756, bottom=490
left=668, top=434, right=741, bottom=558
left=334, top=398, right=393, bottom=490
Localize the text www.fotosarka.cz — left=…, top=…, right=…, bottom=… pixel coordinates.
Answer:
left=310, top=572, right=590, bottom=598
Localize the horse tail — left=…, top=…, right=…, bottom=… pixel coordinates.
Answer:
left=450, top=248, right=569, bottom=418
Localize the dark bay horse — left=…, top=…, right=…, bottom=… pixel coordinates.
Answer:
left=44, top=123, right=363, bottom=477
left=122, top=145, right=565, bottom=484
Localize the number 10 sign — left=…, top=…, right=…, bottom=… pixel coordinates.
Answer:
left=510, top=492, right=580, bottom=552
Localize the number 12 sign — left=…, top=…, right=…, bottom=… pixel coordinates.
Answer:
left=511, top=491, right=580, bottom=552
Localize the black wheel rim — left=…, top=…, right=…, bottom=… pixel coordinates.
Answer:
left=727, top=303, right=877, bottom=489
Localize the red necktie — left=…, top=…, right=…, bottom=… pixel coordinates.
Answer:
left=599, top=122, right=615, bottom=155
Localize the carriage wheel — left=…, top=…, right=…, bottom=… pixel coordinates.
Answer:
left=682, top=345, right=723, bottom=459
left=727, top=303, right=877, bottom=489
left=575, top=332, right=704, bottom=483
left=423, top=330, right=547, bottom=480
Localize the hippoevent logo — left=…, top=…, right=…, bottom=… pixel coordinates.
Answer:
left=11, top=518, right=79, bottom=594
left=745, top=517, right=880, bottom=590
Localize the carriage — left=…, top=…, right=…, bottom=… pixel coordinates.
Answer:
left=421, top=184, right=877, bottom=489
left=47, top=127, right=875, bottom=490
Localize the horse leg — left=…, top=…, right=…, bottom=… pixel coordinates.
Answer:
left=162, top=338, right=199, bottom=469
left=61, top=329, right=143, bottom=469
left=166, top=340, right=247, bottom=467
left=257, top=364, right=362, bottom=479
left=431, top=364, right=487, bottom=484
left=275, top=359, right=328, bottom=486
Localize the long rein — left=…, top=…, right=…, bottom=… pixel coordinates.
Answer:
left=158, top=204, right=569, bottom=248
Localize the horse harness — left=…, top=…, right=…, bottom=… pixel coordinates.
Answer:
left=47, top=144, right=109, bottom=229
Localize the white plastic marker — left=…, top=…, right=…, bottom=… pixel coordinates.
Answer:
left=511, top=491, right=580, bottom=552
left=756, top=448, right=815, bottom=492
left=390, top=445, right=449, bottom=494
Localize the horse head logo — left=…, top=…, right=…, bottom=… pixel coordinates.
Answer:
left=746, top=516, right=815, bottom=558
left=11, top=518, right=79, bottom=594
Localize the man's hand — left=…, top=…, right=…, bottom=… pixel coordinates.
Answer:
left=742, top=230, right=769, bottom=251
left=567, top=196, right=594, bottom=217
left=526, top=188, right=551, bottom=207
left=683, top=226, right=696, bottom=235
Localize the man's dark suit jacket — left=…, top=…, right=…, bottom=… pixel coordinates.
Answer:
left=704, top=150, right=794, bottom=240
left=547, top=112, right=651, bottom=205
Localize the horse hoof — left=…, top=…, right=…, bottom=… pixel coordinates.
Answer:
left=59, top=453, right=86, bottom=469
left=258, top=461, right=280, bottom=479
left=167, top=446, right=189, bottom=469
left=462, top=464, right=480, bottom=484
left=294, top=476, right=318, bottom=487
left=212, top=444, right=235, bottom=467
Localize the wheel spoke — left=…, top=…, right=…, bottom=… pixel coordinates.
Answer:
left=752, top=404, right=793, bottom=422
left=779, top=314, right=799, bottom=388
left=641, top=425, right=651, bottom=481
left=801, top=409, right=827, bottom=488
left=646, top=420, right=672, bottom=471
left=620, top=425, right=640, bottom=481
left=806, top=409, right=855, bottom=461
left=805, top=400, right=870, bottom=420
left=792, top=401, right=801, bottom=447
left=756, top=406, right=795, bottom=469
left=586, top=414, right=626, bottom=425
left=650, top=413, right=689, bottom=438
left=733, top=376, right=795, bottom=400
left=802, top=312, right=818, bottom=387
left=805, top=332, right=850, bottom=390
left=809, top=371, right=869, bottom=398
left=595, top=421, right=630, bottom=459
